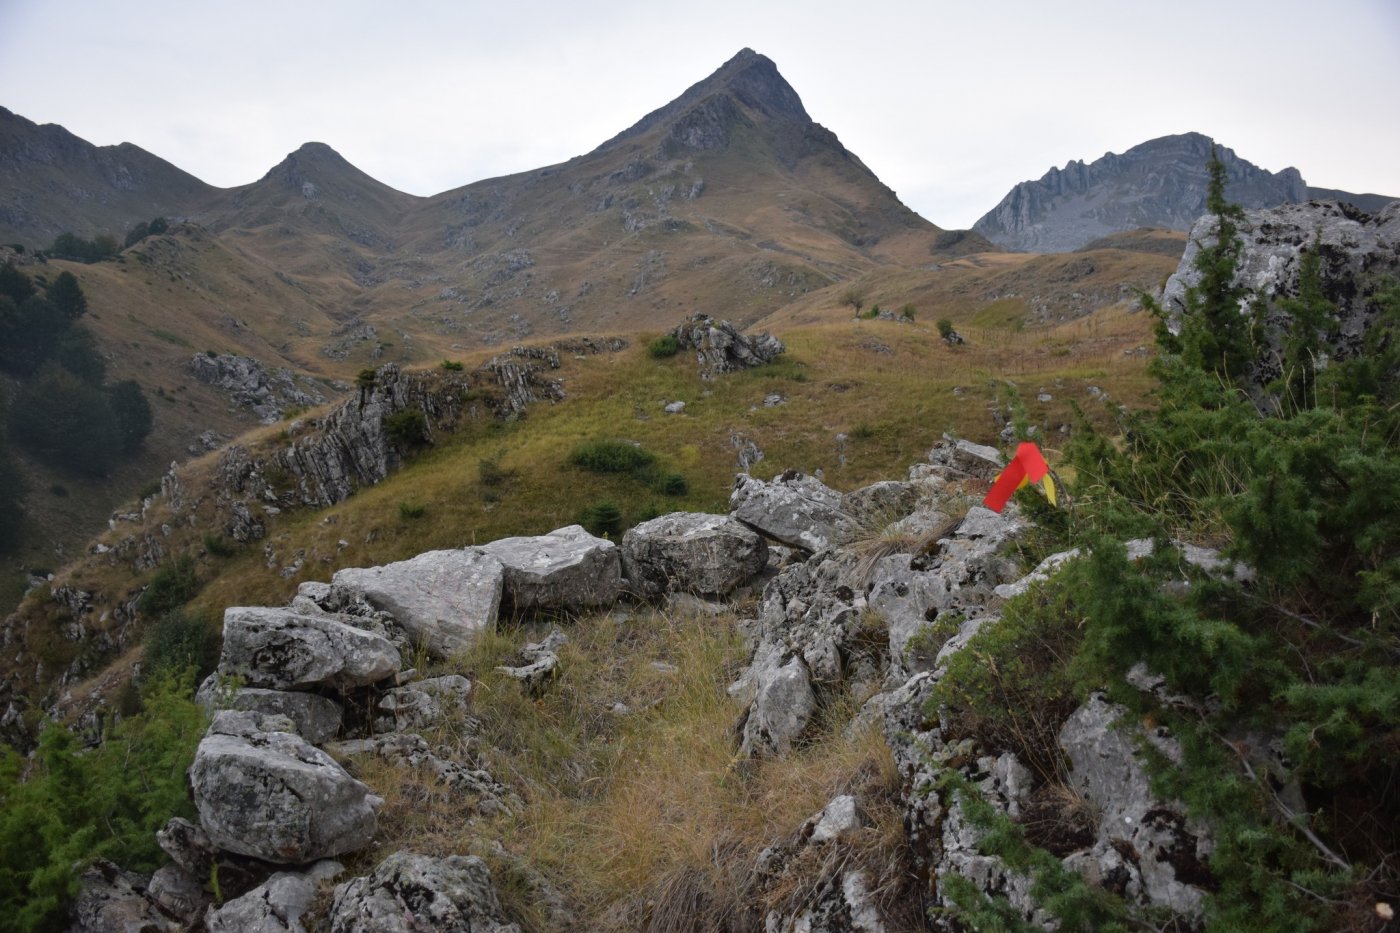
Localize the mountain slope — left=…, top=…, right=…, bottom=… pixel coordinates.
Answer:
left=2, top=51, right=992, bottom=354
left=384, top=49, right=986, bottom=341
left=0, top=107, right=218, bottom=244
left=973, top=132, right=1394, bottom=252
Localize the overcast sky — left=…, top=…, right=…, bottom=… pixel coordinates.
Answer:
left=1, top=0, right=1397, bottom=230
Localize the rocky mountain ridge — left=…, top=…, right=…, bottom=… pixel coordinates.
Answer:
left=1, top=50, right=978, bottom=350
left=974, top=132, right=1395, bottom=252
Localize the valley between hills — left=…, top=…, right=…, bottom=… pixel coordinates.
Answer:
left=1, top=46, right=1397, bottom=933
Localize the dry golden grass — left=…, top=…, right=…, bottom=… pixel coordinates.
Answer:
left=343, top=605, right=911, bottom=932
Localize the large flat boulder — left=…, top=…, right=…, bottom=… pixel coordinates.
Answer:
left=189, top=711, right=380, bottom=864
left=730, top=471, right=855, bottom=553
left=329, top=549, right=504, bottom=658
left=621, top=512, right=768, bottom=600
left=480, top=524, right=621, bottom=611
left=329, top=852, right=520, bottom=933
left=219, top=607, right=401, bottom=691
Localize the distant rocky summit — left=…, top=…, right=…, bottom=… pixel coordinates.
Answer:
left=974, top=132, right=1395, bottom=252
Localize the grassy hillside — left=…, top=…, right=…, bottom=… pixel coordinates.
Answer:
left=3, top=305, right=1158, bottom=716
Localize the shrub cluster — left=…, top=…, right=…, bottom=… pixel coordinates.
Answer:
left=569, top=439, right=655, bottom=474
left=0, top=675, right=206, bottom=931
left=647, top=335, right=680, bottom=359
left=934, top=153, right=1400, bottom=929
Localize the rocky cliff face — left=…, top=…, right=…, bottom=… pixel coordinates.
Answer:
left=973, top=132, right=1391, bottom=253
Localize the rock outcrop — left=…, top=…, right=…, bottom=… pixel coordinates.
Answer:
left=1161, top=199, right=1400, bottom=393
left=189, top=352, right=328, bottom=424
left=670, top=314, right=785, bottom=378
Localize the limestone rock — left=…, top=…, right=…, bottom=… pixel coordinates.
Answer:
left=730, top=471, right=855, bottom=552
left=70, top=860, right=177, bottom=933
left=148, top=864, right=210, bottom=925
left=670, top=314, right=785, bottom=378
left=1161, top=200, right=1400, bottom=395
left=213, top=364, right=475, bottom=510
left=218, top=606, right=401, bottom=691
left=328, top=852, right=521, bottom=933
left=209, top=687, right=344, bottom=744
left=806, top=794, right=864, bottom=844
left=495, top=629, right=566, bottom=694
left=738, top=654, right=817, bottom=757
left=329, top=549, right=504, bottom=658
left=1059, top=694, right=1212, bottom=917
left=156, top=816, right=216, bottom=879
left=378, top=674, right=472, bottom=731
left=764, top=869, right=887, bottom=933
left=205, top=861, right=342, bottom=933
left=480, top=525, right=621, bottom=611
left=621, top=511, right=768, bottom=599
left=190, top=352, right=327, bottom=424
left=925, top=435, right=1004, bottom=482
left=841, top=480, right=921, bottom=528
left=993, top=548, right=1082, bottom=600
left=189, top=711, right=380, bottom=864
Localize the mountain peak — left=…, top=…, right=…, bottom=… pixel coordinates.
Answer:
left=594, top=48, right=810, bottom=155
left=704, top=48, right=809, bottom=122
left=254, top=141, right=393, bottom=194
left=973, top=133, right=1313, bottom=252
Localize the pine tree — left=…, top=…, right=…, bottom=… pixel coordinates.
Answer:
left=1178, top=149, right=1254, bottom=382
